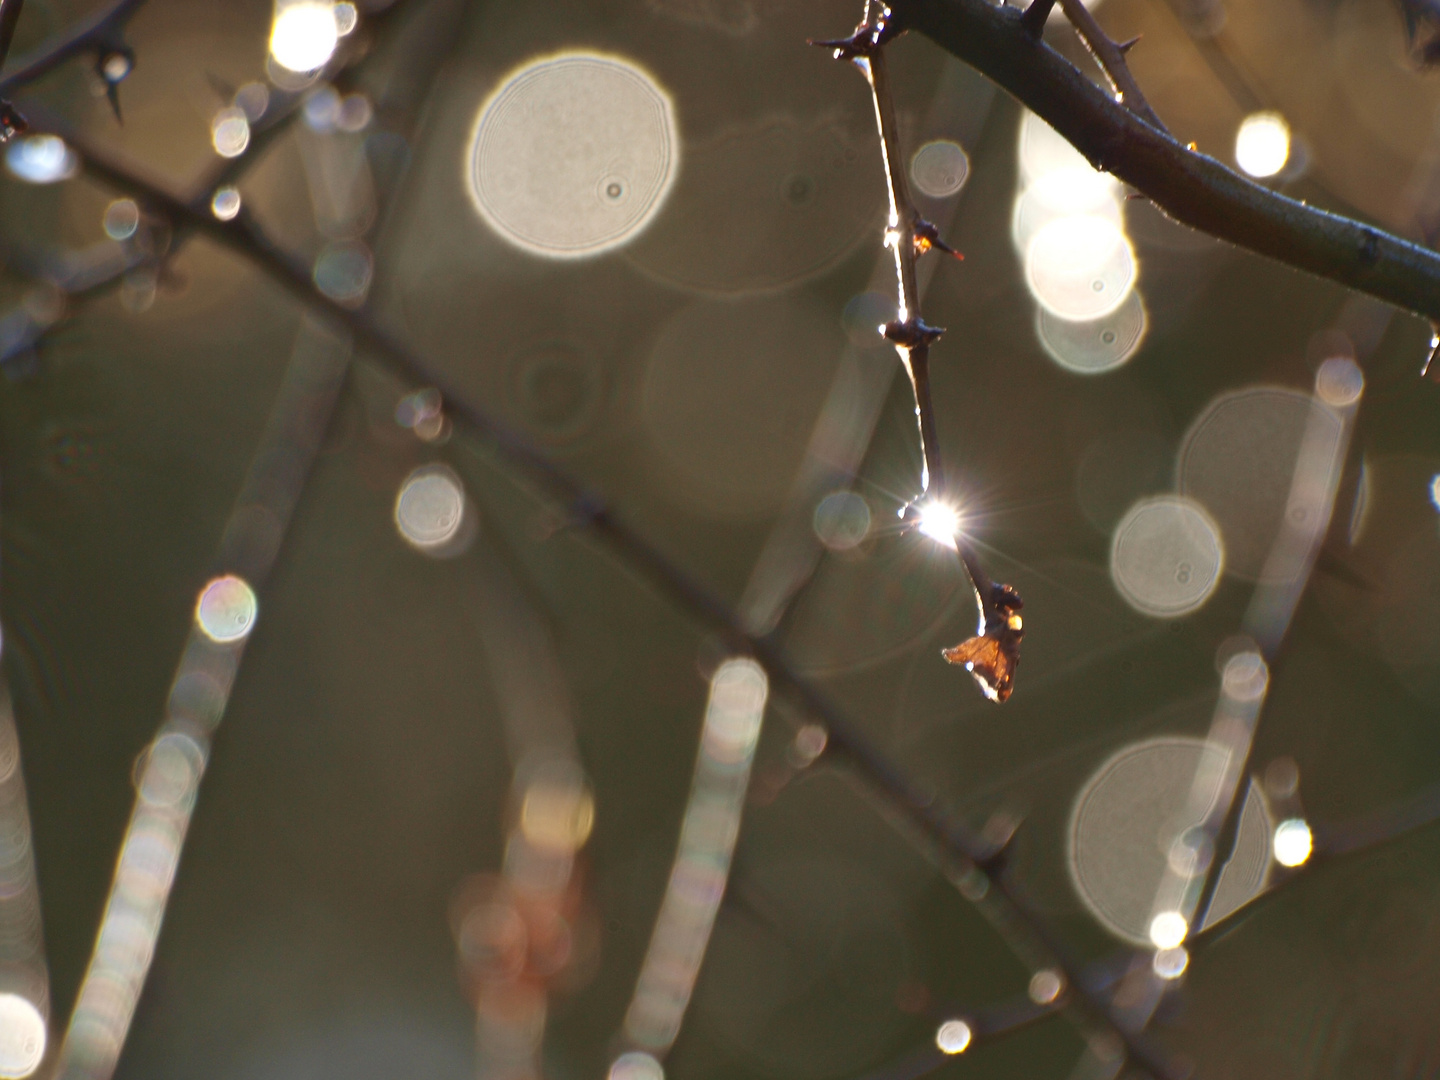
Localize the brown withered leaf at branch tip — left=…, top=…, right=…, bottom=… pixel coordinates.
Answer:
left=942, top=582, right=1024, bottom=703
left=1395, top=0, right=1440, bottom=64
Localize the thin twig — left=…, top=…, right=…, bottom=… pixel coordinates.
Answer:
left=18, top=111, right=1185, bottom=1080
left=894, top=0, right=1440, bottom=322
left=1056, top=0, right=1167, bottom=133
left=813, top=8, right=1025, bottom=703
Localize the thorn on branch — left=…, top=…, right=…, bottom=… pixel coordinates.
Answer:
left=882, top=316, right=944, bottom=349
left=0, top=98, right=25, bottom=142
left=807, top=3, right=904, bottom=59
left=913, top=216, right=963, bottom=259
left=1424, top=322, right=1440, bottom=377
left=1117, top=34, right=1141, bottom=53
left=1019, top=0, right=1057, bottom=39
left=942, top=582, right=1024, bottom=703
left=96, top=45, right=134, bottom=124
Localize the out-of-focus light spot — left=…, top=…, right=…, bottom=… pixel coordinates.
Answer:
left=468, top=52, right=678, bottom=258
left=396, top=388, right=442, bottom=430
left=0, top=993, right=46, bottom=1077
left=1221, top=650, right=1269, bottom=702
left=935, top=1019, right=972, bottom=1055
left=1025, top=214, right=1136, bottom=322
left=916, top=500, right=960, bottom=550
left=609, top=1052, right=664, bottom=1080
left=336, top=93, right=372, bottom=133
left=137, top=732, right=206, bottom=811
left=1017, top=110, right=1093, bottom=185
left=235, top=82, right=270, bottom=122
left=519, top=765, right=595, bottom=854
left=1315, top=356, right=1364, bottom=408
left=1069, top=737, right=1272, bottom=943
left=788, top=724, right=828, bottom=768
left=5, top=135, right=78, bottom=184
left=1178, top=386, right=1344, bottom=581
left=1235, top=111, right=1290, bottom=178
left=210, top=186, right=242, bottom=220
left=334, top=0, right=358, bottom=34
left=1272, top=818, right=1313, bottom=867
left=312, top=241, right=372, bottom=303
left=1011, top=167, right=1120, bottom=250
left=1110, top=496, right=1224, bottom=617
left=1028, top=969, right=1063, bottom=1005
left=270, top=1, right=340, bottom=73
left=813, top=491, right=872, bottom=551
left=101, top=52, right=132, bottom=83
left=395, top=465, right=466, bottom=552
left=210, top=107, right=250, bottom=158
left=1152, top=946, right=1189, bottom=980
left=910, top=139, right=969, bottom=198
left=1036, top=290, right=1146, bottom=374
left=103, top=199, right=140, bottom=240
left=1430, top=473, right=1440, bottom=513
left=195, top=575, right=257, bottom=644
left=1149, top=911, right=1188, bottom=949
left=1263, top=756, right=1300, bottom=799
left=303, top=86, right=341, bottom=131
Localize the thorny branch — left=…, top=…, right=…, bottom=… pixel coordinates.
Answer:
left=13, top=100, right=1188, bottom=1080
left=813, top=6, right=1026, bottom=705
left=1054, top=0, right=1166, bottom=133
left=892, top=0, right=1440, bottom=324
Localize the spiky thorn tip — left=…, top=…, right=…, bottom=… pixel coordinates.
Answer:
left=913, top=217, right=963, bottom=260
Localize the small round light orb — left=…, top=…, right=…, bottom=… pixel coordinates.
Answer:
left=1148, top=911, right=1188, bottom=950
left=313, top=242, right=372, bottom=303
left=101, top=52, right=132, bottom=83
left=334, top=0, right=358, bottom=35
left=1430, top=473, right=1440, bottom=513
left=103, top=199, right=140, bottom=241
left=813, top=491, right=872, bottom=551
left=910, top=139, right=969, bottom=199
left=5, top=134, right=78, bottom=184
left=395, top=466, right=466, bottom=551
left=468, top=52, right=678, bottom=258
left=270, top=2, right=340, bottom=73
left=210, top=107, right=251, bottom=158
left=916, top=500, right=960, bottom=549
left=195, top=575, right=258, bottom=644
left=211, top=186, right=242, bottom=221
left=609, top=1051, right=664, bottom=1080
left=1272, top=818, right=1313, bottom=868
left=1028, top=969, right=1063, bottom=1005
left=1235, top=111, right=1290, bottom=179
left=520, top=770, right=595, bottom=854
left=1222, top=650, right=1269, bottom=702
left=935, top=1018, right=973, bottom=1055
left=138, top=732, right=206, bottom=810
left=1315, top=356, right=1364, bottom=408
left=1025, top=214, right=1136, bottom=322
left=1036, top=289, right=1147, bottom=375
left=1152, top=946, right=1189, bottom=980
left=0, top=993, right=46, bottom=1078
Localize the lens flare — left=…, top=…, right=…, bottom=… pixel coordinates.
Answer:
left=916, top=501, right=960, bottom=550
left=269, top=2, right=340, bottom=72
left=1235, top=111, right=1290, bottom=179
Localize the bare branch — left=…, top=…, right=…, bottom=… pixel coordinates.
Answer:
left=1056, top=0, right=1167, bottom=133
left=0, top=0, right=147, bottom=138
left=816, top=6, right=1026, bottom=703
left=16, top=109, right=1185, bottom=1080
left=895, top=0, right=1440, bottom=323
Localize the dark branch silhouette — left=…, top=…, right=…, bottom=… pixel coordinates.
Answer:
left=893, top=0, right=1440, bottom=323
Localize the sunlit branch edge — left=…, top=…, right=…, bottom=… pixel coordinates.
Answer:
left=895, top=0, right=1440, bottom=324
left=15, top=105, right=1191, bottom=1080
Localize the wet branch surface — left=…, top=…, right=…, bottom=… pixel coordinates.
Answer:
left=894, top=0, right=1440, bottom=322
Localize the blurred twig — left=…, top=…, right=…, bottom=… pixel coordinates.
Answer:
left=893, top=0, right=1440, bottom=322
